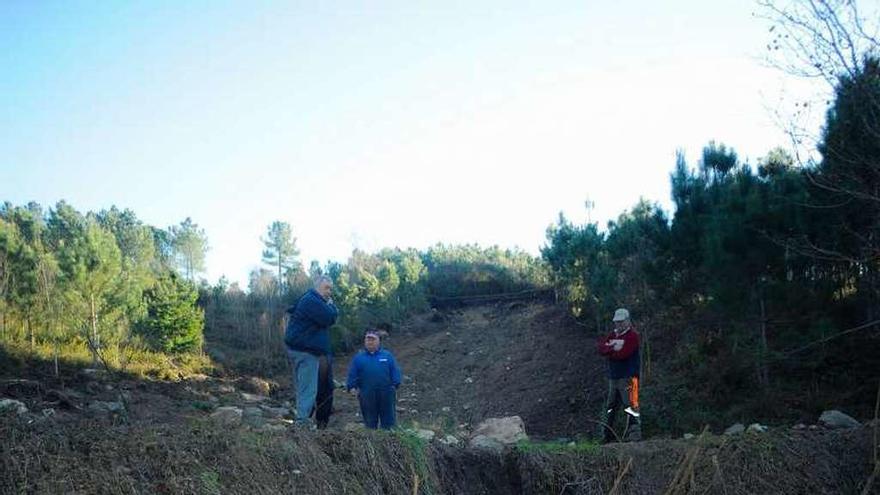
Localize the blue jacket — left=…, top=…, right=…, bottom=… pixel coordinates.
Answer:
left=284, top=289, right=338, bottom=355
left=346, top=348, right=402, bottom=392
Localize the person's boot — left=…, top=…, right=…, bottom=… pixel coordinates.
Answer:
left=623, top=409, right=641, bottom=442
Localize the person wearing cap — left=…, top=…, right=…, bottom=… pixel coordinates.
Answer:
left=284, top=275, right=339, bottom=427
left=345, top=330, right=402, bottom=430
left=597, top=308, right=642, bottom=442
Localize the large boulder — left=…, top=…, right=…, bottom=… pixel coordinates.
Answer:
left=724, top=423, right=745, bottom=436
left=819, top=410, right=861, bottom=429
left=211, top=406, right=243, bottom=426
left=469, top=435, right=504, bottom=451
left=472, top=416, right=528, bottom=445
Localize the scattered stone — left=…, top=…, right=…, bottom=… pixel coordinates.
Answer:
left=440, top=435, right=460, bottom=446
left=469, top=434, right=504, bottom=451
left=239, top=377, right=272, bottom=396
left=410, top=429, right=435, bottom=441
left=747, top=423, right=768, bottom=433
left=45, top=390, right=81, bottom=410
left=292, top=469, right=302, bottom=475
left=41, top=408, right=56, bottom=418
left=0, top=398, right=28, bottom=415
left=724, top=423, right=745, bottom=436
left=88, top=401, right=124, bottom=415
left=472, top=416, right=528, bottom=445
left=333, top=380, right=345, bottom=389
left=792, top=423, right=807, bottom=430
left=464, top=377, right=474, bottom=384
left=210, top=406, right=243, bottom=426
left=396, top=406, right=407, bottom=413
left=441, top=406, right=451, bottom=413
left=216, top=384, right=235, bottom=394
left=240, top=392, right=268, bottom=403
left=683, top=433, right=695, bottom=440
left=819, top=410, right=861, bottom=429
left=808, top=425, right=819, bottom=431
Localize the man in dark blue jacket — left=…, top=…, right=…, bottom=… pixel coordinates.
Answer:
left=284, top=275, right=338, bottom=427
left=346, top=330, right=402, bottom=430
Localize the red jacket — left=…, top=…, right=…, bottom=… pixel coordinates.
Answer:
left=598, top=328, right=640, bottom=378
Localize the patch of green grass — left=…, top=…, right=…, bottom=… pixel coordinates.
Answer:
left=515, top=438, right=600, bottom=455
left=199, top=469, right=221, bottom=495
left=392, top=429, right=433, bottom=494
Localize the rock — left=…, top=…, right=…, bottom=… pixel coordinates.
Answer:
left=238, top=377, right=272, bottom=396
left=440, top=435, right=460, bottom=446
left=260, top=406, right=289, bottom=419
left=240, top=392, right=268, bottom=403
left=216, top=384, right=235, bottom=394
left=211, top=406, right=243, bottom=426
left=44, top=390, right=81, bottom=410
left=472, top=416, right=528, bottom=445
left=88, top=401, right=124, bottom=415
left=747, top=423, right=768, bottom=433
left=0, top=398, right=28, bottom=415
left=410, top=429, right=435, bottom=441
left=792, top=423, right=807, bottom=430
left=396, top=406, right=407, bottom=413
left=469, top=434, right=504, bottom=451
left=683, top=433, right=695, bottom=440
left=819, top=410, right=861, bottom=429
left=724, top=423, right=745, bottom=436
left=441, top=406, right=451, bottom=413
left=464, top=377, right=474, bottom=384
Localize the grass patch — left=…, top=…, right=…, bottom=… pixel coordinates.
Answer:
left=0, top=339, right=213, bottom=381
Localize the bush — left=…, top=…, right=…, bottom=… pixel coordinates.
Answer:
left=140, top=274, right=205, bottom=353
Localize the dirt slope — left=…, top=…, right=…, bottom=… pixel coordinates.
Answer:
left=276, top=301, right=605, bottom=438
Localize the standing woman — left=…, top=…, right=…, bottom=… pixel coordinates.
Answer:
left=346, top=330, right=402, bottom=430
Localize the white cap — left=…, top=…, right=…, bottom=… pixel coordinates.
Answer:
left=612, top=308, right=630, bottom=322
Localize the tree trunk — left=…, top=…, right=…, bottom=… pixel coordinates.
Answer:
left=53, top=338, right=59, bottom=378
left=90, top=294, right=99, bottom=365
left=757, top=293, right=769, bottom=388
left=27, top=315, right=34, bottom=349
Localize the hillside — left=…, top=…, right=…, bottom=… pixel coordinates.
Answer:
left=1, top=302, right=877, bottom=494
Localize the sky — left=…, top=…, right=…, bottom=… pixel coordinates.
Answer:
left=1, top=1, right=825, bottom=286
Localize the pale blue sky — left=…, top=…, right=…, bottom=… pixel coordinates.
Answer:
left=1, top=1, right=822, bottom=285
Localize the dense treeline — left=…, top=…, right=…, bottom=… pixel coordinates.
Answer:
left=543, top=56, right=880, bottom=426
left=0, top=202, right=207, bottom=374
